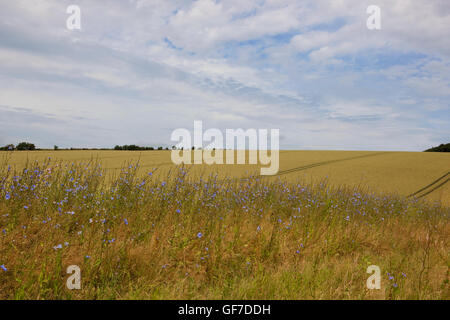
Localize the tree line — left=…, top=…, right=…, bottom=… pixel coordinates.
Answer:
left=114, top=145, right=171, bottom=151
left=0, top=142, right=36, bottom=151
left=0, top=142, right=176, bottom=151
left=425, top=143, right=450, bottom=152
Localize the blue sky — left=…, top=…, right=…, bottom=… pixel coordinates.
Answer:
left=0, top=0, right=449, bottom=150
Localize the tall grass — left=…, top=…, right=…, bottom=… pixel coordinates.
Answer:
left=0, top=158, right=448, bottom=299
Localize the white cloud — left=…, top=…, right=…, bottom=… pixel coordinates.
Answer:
left=0, top=0, right=448, bottom=150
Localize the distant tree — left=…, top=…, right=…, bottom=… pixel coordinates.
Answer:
left=0, top=144, right=15, bottom=151
left=114, top=144, right=160, bottom=150
left=157, top=146, right=163, bottom=150
left=16, top=142, right=36, bottom=151
left=425, top=143, right=450, bottom=152
left=129, top=145, right=140, bottom=150
left=114, top=144, right=159, bottom=151
left=54, top=145, right=59, bottom=150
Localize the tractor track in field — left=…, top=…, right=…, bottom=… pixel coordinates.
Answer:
left=211, top=151, right=394, bottom=184
left=270, top=151, right=392, bottom=178
left=408, top=171, right=450, bottom=199
left=102, top=151, right=447, bottom=200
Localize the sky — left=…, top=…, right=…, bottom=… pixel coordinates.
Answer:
left=0, top=0, right=449, bottom=150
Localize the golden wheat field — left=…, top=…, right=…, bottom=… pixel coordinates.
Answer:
left=1, top=149, right=449, bottom=300
left=4, top=150, right=449, bottom=206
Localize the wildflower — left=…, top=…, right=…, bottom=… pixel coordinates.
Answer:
left=393, top=283, right=398, bottom=288
left=124, top=218, right=128, bottom=225
left=345, top=215, right=350, bottom=221
left=5, top=193, right=10, bottom=200
left=53, top=244, right=62, bottom=250
left=1, top=265, right=7, bottom=271
left=402, top=272, right=407, bottom=278
left=176, top=209, right=181, bottom=214
left=257, top=226, right=261, bottom=232
left=197, top=232, right=203, bottom=238
left=85, top=255, right=91, bottom=259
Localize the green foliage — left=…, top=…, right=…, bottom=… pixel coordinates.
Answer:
left=15, top=142, right=36, bottom=151
left=425, top=143, right=450, bottom=152
left=0, top=144, right=15, bottom=151
left=115, top=145, right=157, bottom=150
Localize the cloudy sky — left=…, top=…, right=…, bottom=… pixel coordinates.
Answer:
left=0, top=0, right=449, bottom=150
